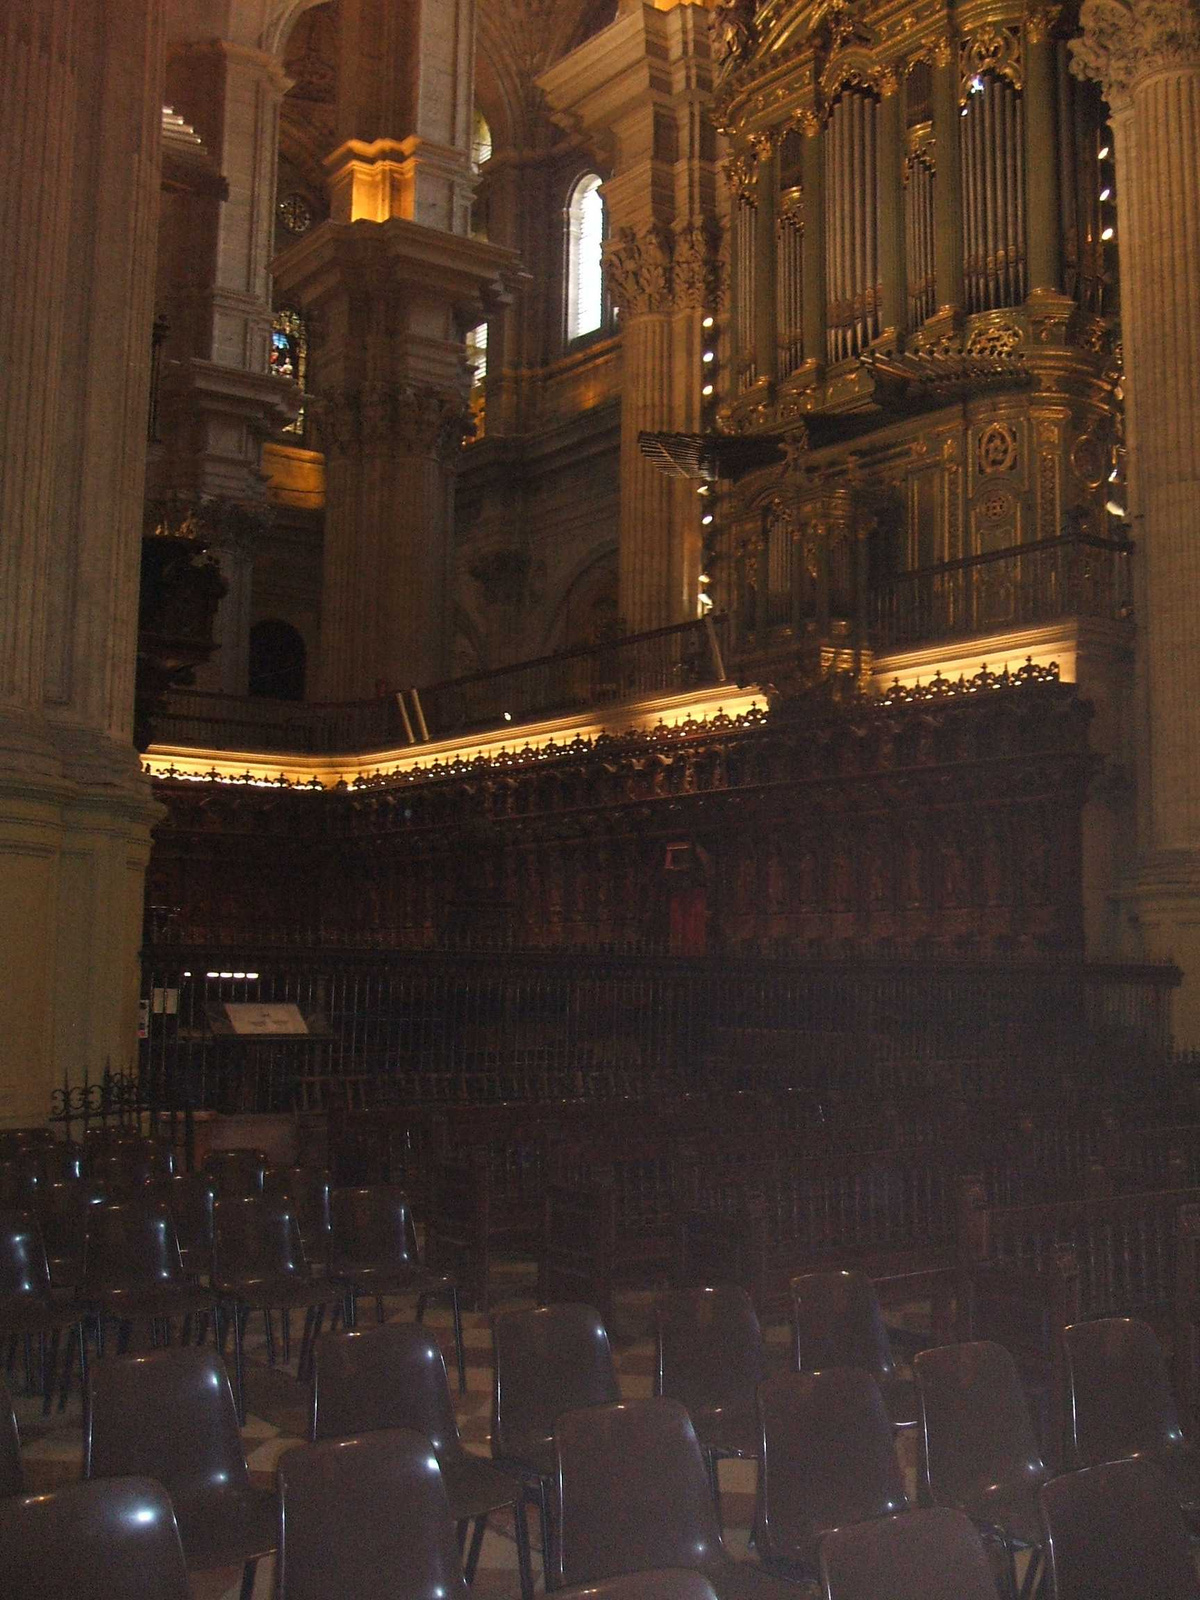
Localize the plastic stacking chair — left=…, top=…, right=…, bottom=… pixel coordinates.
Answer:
left=820, top=1505, right=1002, bottom=1600
left=85, top=1346, right=276, bottom=1600
left=80, top=1194, right=216, bottom=1353
left=0, top=1475, right=190, bottom=1600
left=1063, top=1316, right=1200, bottom=1518
left=204, top=1148, right=268, bottom=1198
left=0, top=1153, right=42, bottom=1208
left=0, top=1372, right=23, bottom=1496
left=554, top=1398, right=801, bottom=1600
left=312, top=1322, right=533, bottom=1600
left=492, top=1302, right=620, bottom=1576
left=330, top=1185, right=467, bottom=1391
left=39, top=1178, right=106, bottom=1292
left=791, top=1270, right=916, bottom=1428
left=915, top=1341, right=1046, bottom=1600
left=88, top=1138, right=174, bottom=1190
left=212, top=1193, right=332, bottom=1421
left=147, top=1172, right=216, bottom=1287
left=0, top=1209, right=89, bottom=1413
left=1041, top=1458, right=1199, bottom=1600
left=656, top=1286, right=764, bottom=1511
left=277, top=1427, right=469, bottom=1600
left=755, top=1368, right=909, bottom=1579
left=556, top=1575, right=720, bottom=1600
left=264, top=1166, right=332, bottom=1267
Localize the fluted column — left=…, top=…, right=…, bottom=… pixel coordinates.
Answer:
left=0, top=0, right=164, bottom=1125
left=1072, top=0, right=1200, bottom=1036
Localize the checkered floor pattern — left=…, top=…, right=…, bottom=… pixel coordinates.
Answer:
left=9, top=1271, right=923, bottom=1599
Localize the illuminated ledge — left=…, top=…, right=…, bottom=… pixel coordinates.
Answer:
left=874, top=622, right=1078, bottom=690
left=145, top=684, right=769, bottom=789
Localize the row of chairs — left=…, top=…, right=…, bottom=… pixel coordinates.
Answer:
left=2, top=1333, right=1195, bottom=1600
left=0, top=1183, right=464, bottom=1419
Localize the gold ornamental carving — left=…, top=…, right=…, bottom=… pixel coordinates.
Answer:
left=603, top=222, right=723, bottom=317
left=1070, top=0, right=1200, bottom=108
left=977, top=422, right=1019, bottom=475
left=960, top=28, right=1023, bottom=97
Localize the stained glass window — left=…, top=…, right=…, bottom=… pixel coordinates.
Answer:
left=271, top=308, right=308, bottom=436
left=278, top=191, right=314, bottom=235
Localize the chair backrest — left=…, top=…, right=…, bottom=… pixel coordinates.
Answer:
left=0, top=1372, right=22, bottom=1497
left=914, top=1341, right=1045, bottom=1508
left=555, top=1575, right=720, bottom=1600
left=88, top=1140, right=174, bottom=1189
left=311, top=1323, right=462, bottom=1462
left=329, top=1184, right=417, bottom=1269
left=554, top=1398, right=724, bottom=1587
left=265, top=1166, right=332, bottom=1248
left=0, top=1209, right=53, bottom=1305
left=0, top=1155, right=41, bottom=1208
left=147, top=1173, right=216, bottom=1264
left=492, top=1302, right=619, bottom=1463
left=276, top=1427, right=469, bottom=1600
left=1063, top=1316, right=1185, bottom=1469
left=82, top=1196, right=188, bottom=1295
left=212, top=1194, right=308, bottom=1285
left=655, top=1284, right=764, bottom=1411
left=38, top=1179, right=106, bottom=1288
left=757, top=1368, right=909, bottom=1573
left=1040, top=1458, right=1197, bottom=1600
left=791, top=1269, right=897, bottom=1383
left=40, top=1142, right=85, bottom=1184
left=0, top=1476, right=189, bottom=1600
left=203, top=1148, right=267, bottom=1197
left=85, top=1347, right=249, bottom=1511
left=820, top=1506, right=1001, bottom=1600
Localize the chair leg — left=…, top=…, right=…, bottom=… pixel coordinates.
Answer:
left=41, top=1329, right=61, bottom=1417
left=264, top=1308, right=276, bottom=1366
left=282, top=1308, right=291, bottom=1365
left=513, top=1494, right=534, bottom=1600
left=375, top=1295, right=385, bottom=1325
left=535, top=1477, right=553, bottom=1592
left=233, top=1305, right=247, bottom=1424
left=464, top=1515, right=488, bottom=1583
left=449, top=1286, right=467, bottom=1396
left=297, top=1305, right=316, bottom=1383
left=705, top=1450, right=722, bottom=1518
left=239, top=1557, right=257, bottom=1600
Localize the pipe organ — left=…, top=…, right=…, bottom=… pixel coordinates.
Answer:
left=714, top=1, right=1121, bottom=680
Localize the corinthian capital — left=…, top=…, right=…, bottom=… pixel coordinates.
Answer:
left=1070, top=0, right=1200, bottom=107
left=313, top=382, right=466, bottom=460
left=603, top=225, right=675, bottom=316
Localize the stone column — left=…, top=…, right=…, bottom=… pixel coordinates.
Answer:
left=931, top=36, right=965, bottom=325
left=1072, top=0, right=1200, bottom=1038
left=0, top=0, right=164, bottom=1126
left=540, top=2, right=722, bottom=632
left=275, top=223, right=516, bottom=697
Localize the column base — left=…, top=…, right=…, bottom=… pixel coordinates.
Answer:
left=1118, top=851, right=1200, bottom=1048
left=0, top=715, right=159, bottom=1129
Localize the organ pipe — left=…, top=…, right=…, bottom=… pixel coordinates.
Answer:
left=733, top=193, right=758, bottom=389
left=906, top=152, right=936, bottom=327
left=823, top=85, right=882, bottom=362
left=775, top=193, right=805, bottom=376
left=959, top=71, right=1027, bottom=312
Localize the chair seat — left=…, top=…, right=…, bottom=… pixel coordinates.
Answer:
left=85, top=1284, right=215, bottom=1322
left=0, top=1296, right=85, bottom=1335
left=692, top=1400, right=760, bottom=1461
left=955, top=1483, right=1043, bottom=1550
left=216, top=1277, right=327, bottom=1312
left=175, top=1484, right=277, bottom=1571
left=444, top=1454, right=524, bottom=1521
left=702, top=1554, right=818, bottom=1600
left=332, top=1263, right=455, bottom=1298
left=880, top=1373, right=917, bottom=1429
left=501, top=1435, right=556, bottom=1481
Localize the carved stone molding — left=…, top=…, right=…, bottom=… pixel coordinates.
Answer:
left=603, top=221, right=724, bottom=317
left=1070, top=0, right=1200, bottom=107
left=313, top=383, right=466, bottom=460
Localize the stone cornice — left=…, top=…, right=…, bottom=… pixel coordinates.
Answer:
left=1071, top=0, right=1200, bottom=107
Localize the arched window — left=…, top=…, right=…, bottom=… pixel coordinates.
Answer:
left=566, top=173, right=606, bottom=342
left=465, top=321, right=488, bottom=439
left=248, top=619, right=306, bottom=701
left=471, top=107, right=493, bottom=170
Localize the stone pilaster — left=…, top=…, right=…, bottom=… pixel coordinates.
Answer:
left=540, top=2, right=723, bottom=632
left=0, top=0, right=164, bottom=1126
left=1072, top=0, right=1200, bottom=1037
left=274, top=221, right=517, bottom=697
